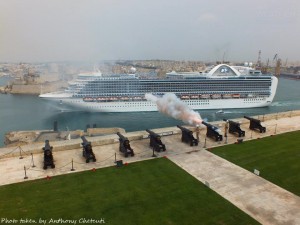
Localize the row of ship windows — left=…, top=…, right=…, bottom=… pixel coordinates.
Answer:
left=244, top=98, right=264, bottom=101
left=83, top=85, right=270, bottom=88
left=83, top=103, right=210, bottom=108
left=69, top=100, right=210, bottom=104
left=84, top=88, right=271, bottom=91
left=83, top=81, right=269, bottom=85
left=84, top=85, right=271, bottom=89
left=81, top=100, right=268, bottom=108
left=79, top=88, right=270, bottom=92
left=75, top=92, right=270, bottom=96
left=87, top=81, right=272, bottom=85
left=81, top=85, right=271, bottom=89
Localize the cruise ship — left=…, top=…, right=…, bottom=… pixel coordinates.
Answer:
left=39, top=64, right=278, bottom=112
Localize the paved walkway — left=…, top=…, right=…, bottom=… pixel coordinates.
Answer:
left=169, top=150, right=300, bottom=225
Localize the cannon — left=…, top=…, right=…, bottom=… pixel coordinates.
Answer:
left=146, top=129, right=166, bottom=152
left=177, top=125, right=198, bottom=146
left=201, top=121, right=223, bottom=141
left=223, top=119, right=245, bottom=137
left=117, top=132, right=134, bottom=157
left=81, top=136, right=96, bottom=163
left=244, top=116, right=266, bottom=133
left=42, top=140, right=55, bottom=169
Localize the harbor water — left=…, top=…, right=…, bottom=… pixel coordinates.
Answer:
left=0, top=77, right=299, bottom=147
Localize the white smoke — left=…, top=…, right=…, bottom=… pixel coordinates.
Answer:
left=145, top=93, right=202, bottom=126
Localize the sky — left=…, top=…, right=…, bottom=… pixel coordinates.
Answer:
left=0, top=0, right=299, bottom=63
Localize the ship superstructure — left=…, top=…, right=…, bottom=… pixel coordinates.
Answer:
left=39, top=64, right=278, bottom=112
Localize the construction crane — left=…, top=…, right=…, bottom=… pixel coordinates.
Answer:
left=256, top=50, right=262, bottom=70
left=284, top=58, right=288, bottom=67
left=273, top=54, right=281, bottom=77
left=261, top=58, right=269, bottom=74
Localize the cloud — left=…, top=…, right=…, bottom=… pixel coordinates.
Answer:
left=197, top=12, right=218, bottom=23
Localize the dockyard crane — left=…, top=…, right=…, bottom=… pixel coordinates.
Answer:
left=273, top=54, right=281, bottom=77
left=256, top=50, right=262, bottom=70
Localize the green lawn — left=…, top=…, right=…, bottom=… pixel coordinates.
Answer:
left=0, top=158, right=260, bottom=225
left=211, top=131, right=300, bottom=196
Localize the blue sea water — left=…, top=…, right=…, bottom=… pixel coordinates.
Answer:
left=0, top=77, right=299, bottom=147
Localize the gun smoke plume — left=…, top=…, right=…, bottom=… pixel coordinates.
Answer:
left=145, top=93, right=202, bottom=126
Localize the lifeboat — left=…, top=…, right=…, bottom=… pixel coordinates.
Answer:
left=232, top=94, right=240, bottom=98
left=120, top=97, right=129, bottom=101
left=222, top=94, right=231, bottom=99
left=96, top=97, right=106, bottom=102
left=83, top=97, right=95, bottom=102
left=180, top=95, right=190, bottom=100
left=110, top=97, right=119, bottom=101
left=200, top=94, right=210, bottom=99
left=133, top=96, right=142, bottom=101
left=211, top=94, right=221, bottom=99
left=190, top=95, right=199, bottom=99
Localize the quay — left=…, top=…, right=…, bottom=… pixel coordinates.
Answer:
left=0, top=110, right=300, bottom=225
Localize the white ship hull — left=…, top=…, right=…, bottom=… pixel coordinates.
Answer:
left=42, top=96, right=274, bottom=112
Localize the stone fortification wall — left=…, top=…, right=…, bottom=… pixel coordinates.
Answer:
left=1, top=110, right=299, bottom=158
left=10, top=81, right=67, bottom=95
left=87, top=128, right=126, bottom=136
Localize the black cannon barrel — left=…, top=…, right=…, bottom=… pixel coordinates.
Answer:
left=43, top=140, right=52, bottom=151
left=146, top=129, right=153, bottom=134
left=117, top=132, right=126, bottom=139
left=201, top=121, right=219, bottom=131
left=177, top=125, right=191, bottom=132
left=244, top=116, right=260, bottom=121
left=244, top=116, right=251, bottom=120
left=227, top=119, right=240, bottom=125
left=81, top=135, right=88, bottom=143
left=223, top=119, right=239, bottom=124
left=146, top=129, right=160, bottom=136
left=81, top=136, right=91, bottom=147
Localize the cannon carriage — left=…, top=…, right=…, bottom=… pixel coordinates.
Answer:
left=244, top=116, right=266, bottom=133
left=42, top=140, right=55, bottom=169
left=117, top=132, right=134, bottom=157
left=81, top=136, right=96, bottom=163
left=201, top=121, right=223, bottom=141
left=177, top=125, right=198, bottom=146
left=146, top=129, right=166, bottom=152
left=223, top=119, right=245, bottom=137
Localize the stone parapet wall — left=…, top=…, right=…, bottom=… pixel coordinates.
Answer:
left=0, top=110, right=299, bottom=159
left=87, top=127, right=125, bottom=136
